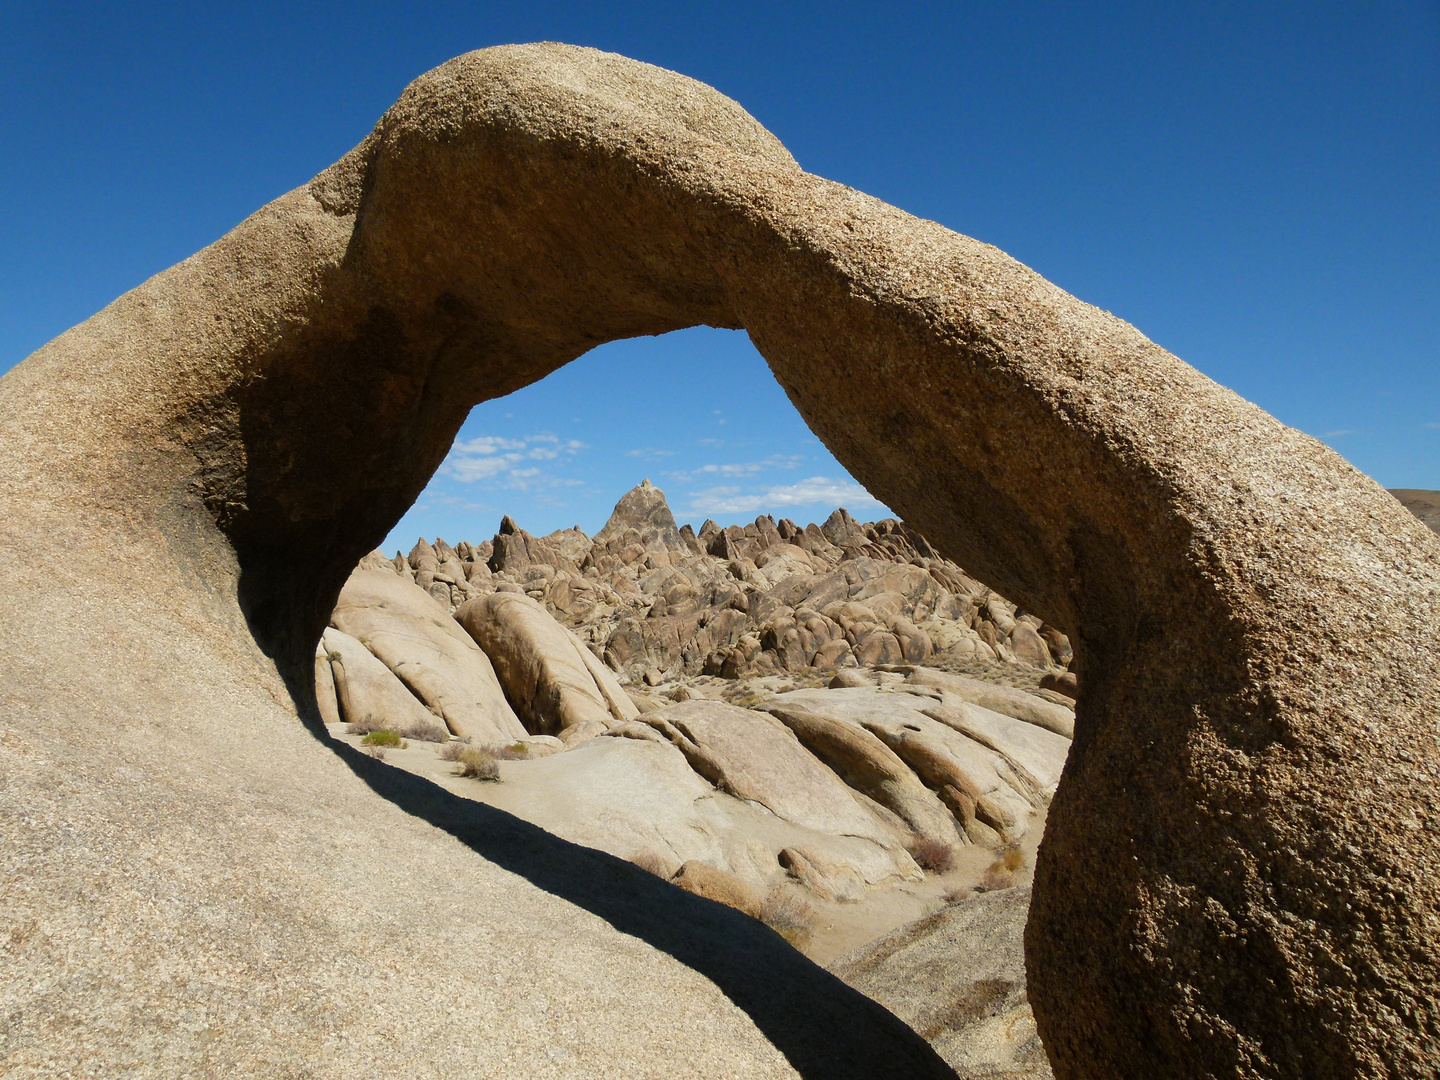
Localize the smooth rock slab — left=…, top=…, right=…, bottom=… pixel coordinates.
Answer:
left=331, top=568, right=525, bottom=742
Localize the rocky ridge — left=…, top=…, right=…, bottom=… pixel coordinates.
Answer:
left=387, top=479, right=1075, bottom=691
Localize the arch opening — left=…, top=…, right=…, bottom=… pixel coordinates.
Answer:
left=2, top=41, right=1436, bottom=1080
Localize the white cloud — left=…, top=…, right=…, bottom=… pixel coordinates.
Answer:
left=665, top=455, right=804, bottom=485
left=1323, top=429, right=1359, bottom=438
left=625, top=448, right=677, bottom=460
left=438, top=433, right=587, bottom=488
left=684, top=476, right=885, bottom=517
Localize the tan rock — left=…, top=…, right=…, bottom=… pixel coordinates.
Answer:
left=313, top=641, right=342, bottom=726
left=456, top=591, right=638, bottom=740
left=766, top=702, right=962, bottom=849
left=640, top=699, right=898, bottom=844
left=322, top=627, right=449, bottom=741
left=6, top=40, right=1436, bottom=1079
left=901, top=668, right=1074, bottom=738
left=831, top=887, right=1051, bottom=1078
left=331, top=568, right=525, bottom=743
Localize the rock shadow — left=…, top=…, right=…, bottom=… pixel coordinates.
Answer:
left=303, top=698, right=958, bottom=1079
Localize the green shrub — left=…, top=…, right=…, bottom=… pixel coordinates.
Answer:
left=361, top=729, right=405, bottom=748
left=346, top=712, right=448, bottom=743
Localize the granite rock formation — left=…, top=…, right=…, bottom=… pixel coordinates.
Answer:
left=403, top=481, right=1070, bottom=687
left=320, top=517, right=1070, bottom=902
left=2, top=42, right=1437, bottom=1079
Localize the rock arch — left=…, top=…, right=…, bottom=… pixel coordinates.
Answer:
left=1, top=43, right=1436, bottom=1079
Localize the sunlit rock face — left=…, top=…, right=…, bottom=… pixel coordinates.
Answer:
left=1, top=41, right=1437, bottom=1080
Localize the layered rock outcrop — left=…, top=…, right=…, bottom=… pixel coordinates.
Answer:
left=318, top=531, right=1068, bottom=905
left=2, top=42, right=1436, bottom=1080
left=402, top=481, right=1071, bottom=690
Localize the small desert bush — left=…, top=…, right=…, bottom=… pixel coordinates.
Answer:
left=494, top=742, right=530, bottom=761
left=347, top=712, right=448, bottom=743
left=907, top=837, right=957, bottom=874
left=760, top=887, right=816, bottom=948
left=360, top=729, right=405, bottom=748
left=446, top=745, right=500, bottom=781
left=978, top=845, right=1024, bottom=892
left=628, top=850, right=674, bottom=879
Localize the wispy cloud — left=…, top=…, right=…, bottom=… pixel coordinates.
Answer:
left=665, top=455, right=804, bottom=485
left=438, top=433, right=587, bottom=488
left=1425, top=422, right=1440, bottom=429
left=1323, top=429, right=1359, bottom=438
left=683, top=476, right=885, bottom=517
left=625, top=448, right=676, bottom=461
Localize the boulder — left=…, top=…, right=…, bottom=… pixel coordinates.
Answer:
left=899, top=668, right=1075, bottom=738
left=455, top=591, right=638, bottom=741
left=765, top=702, right=962, bottom=850
left=321, top=627, right=449, bottom=741
left=313, top=641, right=342, bottom=726
left=771, top=687, right=1047, bottom=845
left=639, top=699, right=899, bottom=844
left=593, top=479, right=687, bottom=552
left=330, top=568, right=525, bottom=743
left=921, top=702, right=1071, bottom=799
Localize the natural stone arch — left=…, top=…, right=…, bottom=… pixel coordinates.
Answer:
left=1, top=42, right=1436, bottom=1078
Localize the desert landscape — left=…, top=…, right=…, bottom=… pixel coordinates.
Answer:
left=317, top=478, right=1440, bottom=1078
left=3, top=39, right=1437, bottom=1080
left=325, top=479, right=1075, bottom=1075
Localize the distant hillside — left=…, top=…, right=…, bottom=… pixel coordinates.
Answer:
left=1390, top=490, right=1440, bottom=536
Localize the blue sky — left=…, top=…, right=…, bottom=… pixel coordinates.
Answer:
left=3, top=2, right=1436, bottom=550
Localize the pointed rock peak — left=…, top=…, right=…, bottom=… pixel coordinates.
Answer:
left=498, top=514, right=519, bottom=536
left=595, top=480, right=684, bottom=551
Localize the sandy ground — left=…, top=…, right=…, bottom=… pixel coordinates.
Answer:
left=330, top=721, right=1046, bottom=968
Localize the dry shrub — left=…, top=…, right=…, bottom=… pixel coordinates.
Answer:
left=907, top=837, right=957, bottom=874
left=760, top=887, right=816, bottom=948
left=979, top=845, right=1024, bottom=892
left=628, top=851, right=674, bottom=879
left=347, top=712, right=448, bottom=743
left=493, top=742, right=530, bottom=761
left=446, top=745, right=500, bottom=781
left=366, top=746, right=386, bottom=761
left=944, top=886, right=974, bottom=904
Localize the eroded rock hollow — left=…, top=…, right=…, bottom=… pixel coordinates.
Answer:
left=1, top=43, right=1437, bottom=1079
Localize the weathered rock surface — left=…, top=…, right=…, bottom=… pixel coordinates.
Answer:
left=637, top=698, right=903, bottom=845
left=400, top=481, right=1071, bottom=692
left=415, top=729, right=918, bottom=892
left=455, top=590, right=637, bottom=744
left=3, top=40, right=1436, bottom=1080
left=771, top=685, right=1067, bottom=844
left=831, top=887, right=1051, bottom=1079
left=765, top=701, right=963, bottom=850
left=322, top=626, right=449, bottom=740
left=331, top=567, right=525, bottom=742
